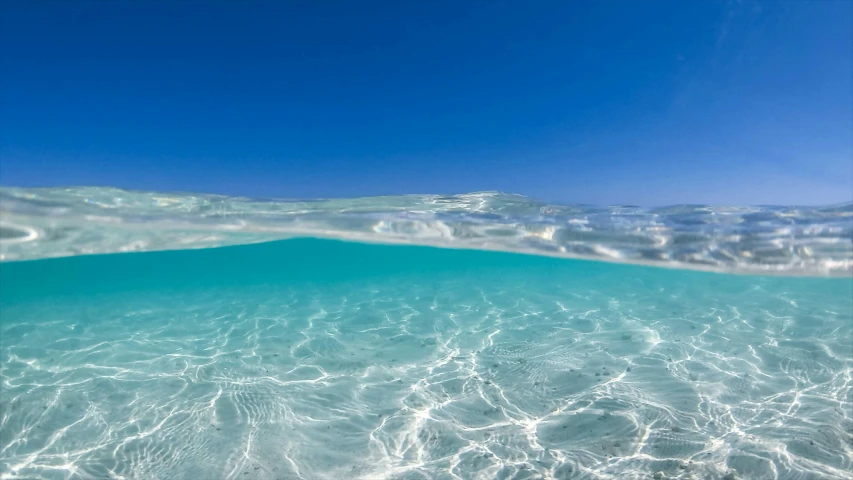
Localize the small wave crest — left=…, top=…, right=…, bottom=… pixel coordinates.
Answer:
left=1, top=187, right=851, bottom=276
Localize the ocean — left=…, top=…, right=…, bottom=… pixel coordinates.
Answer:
left=0, top=188, right=851, bottom=480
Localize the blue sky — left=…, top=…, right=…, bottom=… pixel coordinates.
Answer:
left=1, top=0, right=850, bottom=206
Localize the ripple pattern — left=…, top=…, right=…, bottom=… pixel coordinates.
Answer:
left=1, top=186, right=851, bottom=275
left=0, top=241, right=851, bottom=479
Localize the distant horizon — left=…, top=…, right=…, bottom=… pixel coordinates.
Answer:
left=2, top=182, right=851, bottom=209
left=1, top=1, right=851, bottom=206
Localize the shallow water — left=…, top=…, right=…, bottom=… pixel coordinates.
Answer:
left=2, top=187, right=851, bottom=276
left=1, top=238, right=851, bottom=479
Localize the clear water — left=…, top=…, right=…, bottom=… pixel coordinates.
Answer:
left=1, top=189, right=852, bottom=480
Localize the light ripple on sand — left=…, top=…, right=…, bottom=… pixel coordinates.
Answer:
left=1, top=256, right=851, bottom=479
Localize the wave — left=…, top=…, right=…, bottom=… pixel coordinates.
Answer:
left=0, top=186, right=851, bottom=276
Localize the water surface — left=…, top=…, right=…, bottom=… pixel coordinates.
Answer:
left=1, top=188, right=851, bottom=479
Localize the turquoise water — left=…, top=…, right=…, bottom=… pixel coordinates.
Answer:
left=1, top=238, right=851, bottom=479
left=1, top=188, right=852, bottom=479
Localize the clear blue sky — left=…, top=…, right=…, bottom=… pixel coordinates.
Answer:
left=1, top=0, right=850, bottom=206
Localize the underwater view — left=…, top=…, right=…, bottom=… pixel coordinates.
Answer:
left=1, top=188, right=851, bottom=479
